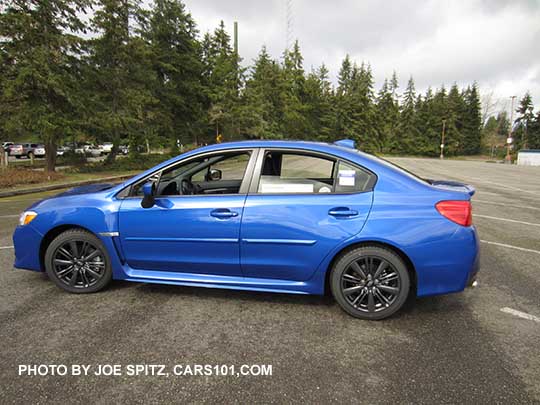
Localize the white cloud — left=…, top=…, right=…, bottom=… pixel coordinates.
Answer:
left=182, top=0, right=540, bottom=113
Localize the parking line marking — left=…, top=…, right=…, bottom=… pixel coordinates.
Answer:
left=480, top=240, right=540, bottom=255
left=466, top=178, right=540, bottom=196
left=0, top=214, right=19, bottom=218
left=474, top=214, right=540, bottom=227
left=474, top=200, right=540, bottom=211
left=0, top=246, right=14, bottom=250
left=500, top=307, right=540, bottom=323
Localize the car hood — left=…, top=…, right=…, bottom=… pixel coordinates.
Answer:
left=426, top=179, right=476, bottom=197
left=55, top=183, right=115, bottom=197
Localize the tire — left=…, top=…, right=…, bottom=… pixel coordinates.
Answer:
left=330, top=246, right=410, bottom=320
left=44, top=229, right=112, bottom=293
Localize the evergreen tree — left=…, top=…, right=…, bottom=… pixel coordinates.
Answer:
left=0, top=0, right=92, bottom=172
left=528, top=110, right=540, bottom=149
left=350, top=62, right=376, bottom=151
left=398, top=76, right=421, bottom=153
left=281, top=40, right=309, bottom=139
left=374, top=79, right=396, bottom=152
left=240, top=46, right=285, bottom=139
left=203, top=21, right=244, bottom=142
left=304, top=64, right=335, bottom=141
left=514, top=92, right=534, bottom=149
left=88, top=0, right=156, bottom=161
left=462, top=83, right=482, bottom=154
left=146, top=0, right=204, bottom=149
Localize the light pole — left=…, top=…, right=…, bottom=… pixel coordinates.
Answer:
left=505, top=95, right=516, bottom=163
left=440, top=119, right=446, bottom=159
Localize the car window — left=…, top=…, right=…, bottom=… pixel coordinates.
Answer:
left=132, top=151, right=251, bottom=197
left=258, top=152, right=336, bottom=194
left=192, top=153, right=250, bottom=182
left=334, top=161, right=373, bottom=193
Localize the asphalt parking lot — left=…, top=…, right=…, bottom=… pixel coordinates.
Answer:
left=1, top=158, right=539, bottom=404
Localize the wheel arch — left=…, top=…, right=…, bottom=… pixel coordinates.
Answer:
left=324, top=240, right=417, bottom=296
left=39, top=224, right=95, bottom=271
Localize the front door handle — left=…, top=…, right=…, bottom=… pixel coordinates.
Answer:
left=211, top=209, right=239, bottom=219
left=328, top=207, right=359, bottom=217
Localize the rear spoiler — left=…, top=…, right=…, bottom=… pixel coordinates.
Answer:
left=426, top=179, right=476, bottom=197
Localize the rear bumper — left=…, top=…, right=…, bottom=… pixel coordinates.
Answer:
left=412, top=225, right=480, bottom=297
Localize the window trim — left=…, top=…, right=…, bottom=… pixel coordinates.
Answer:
left=249, top=148, right=377, bottom=196
left=117, top=148, right=259, bottom=199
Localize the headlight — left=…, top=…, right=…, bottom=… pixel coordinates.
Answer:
left=19, top=211, right=37, bottom=226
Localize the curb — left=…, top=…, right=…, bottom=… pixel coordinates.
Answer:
left=0, top=175, right=133, bottom=198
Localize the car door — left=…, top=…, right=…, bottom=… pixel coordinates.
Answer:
left=118, top=149, right=257, bottom=276
left=240, top=149, right=375, bottom=282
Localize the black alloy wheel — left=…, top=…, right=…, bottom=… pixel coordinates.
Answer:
left=331, top=246, right=410, bottom=320
left=45, top=229, right=112, bottom=293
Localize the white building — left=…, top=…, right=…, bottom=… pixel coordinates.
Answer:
left=517, top=150, right=540, bottom=166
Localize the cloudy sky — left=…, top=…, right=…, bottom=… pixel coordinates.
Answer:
left=181, top=0, right=540, bottom=116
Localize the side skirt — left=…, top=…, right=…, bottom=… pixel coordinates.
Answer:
left=118, top=268, right=321, bottom=295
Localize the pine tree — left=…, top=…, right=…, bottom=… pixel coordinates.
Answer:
left=146, top=0, right=204, bottom=149
left=240, top=46, right=285, bottom=139
left=280, top=41, right=309, bottom=140
left=528, top=110, right=540, bottom=149
left=398, top=76, right=421, bottom=153
left=0, top=0, right=92, bottom=172
left=514, top=92, right=534, bottom=150
left=350, top=63, right=376, bottom=151
left=204, top=21, right=244, bottom=142
left=374, top=79, right=395, bottom=152
left=462, top=83, right=482, bottom=154
left=303, top=64, right=335, bottom=141
left=88, top=0, right=156, bottom=161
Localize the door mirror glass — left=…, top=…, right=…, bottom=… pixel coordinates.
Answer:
left=208, top=168, right=222, bottom=181
left=141, top=181, right=156, bottom=208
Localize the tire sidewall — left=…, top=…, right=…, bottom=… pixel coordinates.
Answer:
left=331, top=246, right=410, bottom=320
left=44, top=230, right=112, bottom=293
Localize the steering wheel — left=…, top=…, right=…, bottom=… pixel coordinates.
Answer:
left=180, top=179, right=195, bottom=195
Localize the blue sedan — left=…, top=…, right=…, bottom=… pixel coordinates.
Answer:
left=13, top=140, right=479, bottom=320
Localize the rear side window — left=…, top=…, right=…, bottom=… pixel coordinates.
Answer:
left=335, top=161, right=373, bottom=193
left=256, top=151, right=374, bottom=194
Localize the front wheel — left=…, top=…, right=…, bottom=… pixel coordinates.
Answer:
left=330, top=246, right=410, bottom=320
left=44, top=229, right=112, bottom=293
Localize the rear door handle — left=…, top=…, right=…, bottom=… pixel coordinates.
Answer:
left=211, top=209, right=239, bottom=219
left=328, top=207, right=359, bottom=217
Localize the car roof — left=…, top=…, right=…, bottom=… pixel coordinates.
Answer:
left=191, top=140, right=389, bottom=171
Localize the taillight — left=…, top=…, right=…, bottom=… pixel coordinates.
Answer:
left=435, top=200, right=472, bottom=226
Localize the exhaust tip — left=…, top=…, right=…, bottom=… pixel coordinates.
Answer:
left=471, top=280, right=479, bottom=288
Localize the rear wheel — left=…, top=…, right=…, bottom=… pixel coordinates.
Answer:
left=44, top=229, right=112, bottom=293
left=330, top=246, right=410, bottom=320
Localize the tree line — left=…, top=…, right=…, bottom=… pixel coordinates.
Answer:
left=0, top=1, right=538, bottom=172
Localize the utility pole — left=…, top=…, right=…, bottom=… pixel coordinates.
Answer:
left=440, top=119, right=446, bottom=159
left=285, top=0, right=293, bottom=51
left=505, top=95, right=516, bottom=163
left=233, top=21, right=238, bottom=56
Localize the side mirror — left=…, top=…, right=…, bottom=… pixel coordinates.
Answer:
left=208, top=168, right=222, bottom=181
left=141, top=181, right=156, bottom=208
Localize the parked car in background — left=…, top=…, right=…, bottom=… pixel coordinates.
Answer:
left=2, top=142, right=14, bottom=153
left=100, top=142, right=114, bottom=154
left=12, top=139, right=480, bottom=320
left=119, top=145, right=129, bottom=155
left=85, top=145, right=103, bottom=157
left=9, top=143, right=45, bottom=159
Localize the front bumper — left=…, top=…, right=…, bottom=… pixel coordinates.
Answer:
left=13, top=225, right=43, bottom=272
